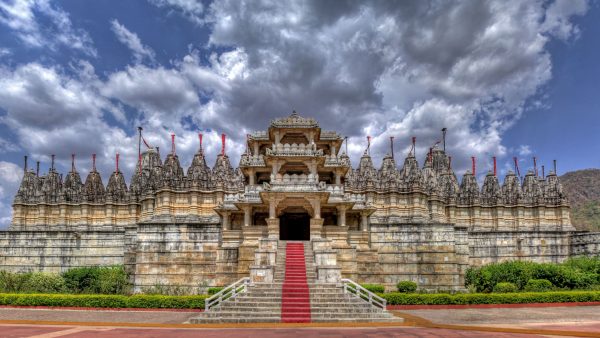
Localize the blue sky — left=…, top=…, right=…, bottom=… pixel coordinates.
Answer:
left=0, top=0, right=597, bottom=227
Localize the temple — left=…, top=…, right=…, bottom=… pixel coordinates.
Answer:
left=2, top=111, right=599, bottom=292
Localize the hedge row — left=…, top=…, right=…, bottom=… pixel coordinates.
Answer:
left=0, top=293, right=207, bottom=309
left=381, top=291, right=600, bottom=305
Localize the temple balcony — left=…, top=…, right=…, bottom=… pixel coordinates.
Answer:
left=324, top=154, right=350, bottom=167
left=239, top=154, right=266, bottom=167
left=265, top=143, right=324, bottom=157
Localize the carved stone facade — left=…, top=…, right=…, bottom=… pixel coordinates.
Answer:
left=2, top=111, right=599, bottom=292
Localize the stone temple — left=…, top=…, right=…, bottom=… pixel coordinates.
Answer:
left=2, top=111, right=600, bottom=295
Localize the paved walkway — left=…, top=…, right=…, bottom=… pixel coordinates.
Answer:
left=0, top=305, right=598, bottom=337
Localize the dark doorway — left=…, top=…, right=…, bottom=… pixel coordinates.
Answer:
left=280, top=213, right=310, bottom=241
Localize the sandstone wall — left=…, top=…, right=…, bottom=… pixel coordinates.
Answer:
left=571, top=231, right=600, bottom=256
left=468, top=230, right=572, bottom=266
left=363, top=222, right=466, bottom=292
left=132, top=223, right=221, bottom=294
left=0, top=230, right=125, bottom=273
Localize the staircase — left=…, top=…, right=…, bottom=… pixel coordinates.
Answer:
left=280, top=242, right=311, bottom=322
left=190, top=240, right=398, bottom=323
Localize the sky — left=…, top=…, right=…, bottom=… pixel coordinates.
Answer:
left=0, top=0, right=598, bottom=228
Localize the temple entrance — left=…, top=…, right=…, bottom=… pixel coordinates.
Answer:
left=279, top=213, right=310, bottom=241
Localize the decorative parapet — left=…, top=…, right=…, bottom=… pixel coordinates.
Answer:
left=324, top=154, right=350, bottom=167
left=326, top=184, right=345, bottom=197
left=266, top=143, right=324, bottom=157
left=270, top=111, right=318, bottom=128
left=239, top=154, right=266, bottom=167
left=243, top=185, right=263, bottom=203
left=263, top=179, right=326, bottom=193
left=320, top=130, right=342, bottom=140
left=249, top=131, right=268, bottom=141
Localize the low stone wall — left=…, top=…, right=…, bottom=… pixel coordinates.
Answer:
left=571, top=231, right=600, bottom=256
left=0, top=230, right=125, bottom=273
left=132, top=223, right=221, bottom=294
left=468, top=230, right=573, bottom=266
left=364, top=222, right=466, bottom=292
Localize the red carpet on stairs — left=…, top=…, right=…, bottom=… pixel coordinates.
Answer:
left=281, top=242, right=311, bottom=323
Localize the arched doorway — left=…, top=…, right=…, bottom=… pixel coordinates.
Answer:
left=279, top=212, right=310, bottom=241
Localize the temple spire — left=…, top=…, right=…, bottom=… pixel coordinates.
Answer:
left=116, top=153, right=120, bottom=172
left=92, top=153, right=96, bottom=172
left=51, top=154, right=55, bottom=171
left=390, top=136, right=394, bottom=159
left=493, top=156, right=497, bottom=176
left=441, top=127, right=447, bottom=152
left=71, top=154, right=76, bottom=173
left=23, top=155, right=27, bottom=174
left=471, top=156, right=476, bottom=176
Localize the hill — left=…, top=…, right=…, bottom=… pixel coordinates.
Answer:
left=560, top=169, right=600, bottom=231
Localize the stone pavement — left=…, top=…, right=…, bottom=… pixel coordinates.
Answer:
left=0, top=305, right=599, bottom=337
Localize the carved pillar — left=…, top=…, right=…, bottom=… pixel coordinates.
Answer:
left=253, top=142, right=259, bottom=156
left=267, top=217, right=280, bottom=239
left=249, top=169, right=255, bottom=185
left=243, top=206, right=251, bottom=227
left=269, top=198, right=276, bottom=218
left=222, top=211, right=230, bottom=231
left=335, top=171, right=341, bottom=185
left=360, top=212, right=369, bottom=232
left=337, top=205, right=347, bottom=227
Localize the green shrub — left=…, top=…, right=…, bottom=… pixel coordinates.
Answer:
left=397, top=281, right=417, bottom=293
left=524, top=279, right=553, bottom=292
left=382, top=291, right=600, bottom=305
left=141, top=283, right=188, bottom=296
left=0, top=293, right=207, bottom=309
left=0, top=271, right=31, bottom=293
left=465, top=258, right=600, bottom=292
left=61, top=266, right=130, bottom=294
left=96, top=266, right=130, bottom=295
left=208, top=287, right=224, bottom=295
left=23, top=272, right=66, bottom=293
left=62, top=267, right=100, bottom=293
left=493, top=282, right=518, bottom=293
left=361, top=284, right=385, bottom=293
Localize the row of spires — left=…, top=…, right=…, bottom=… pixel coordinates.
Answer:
left=15, top=136, right=244, bottom=204
left=346, top=147, right=567, bottom=206
left=15, top=131, right=566, bottom=207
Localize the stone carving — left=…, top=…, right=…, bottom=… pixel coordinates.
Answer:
left=106, top=170, right=128, bottom=203
left=481, top=171, right=501, bottom=205
left=501, top=170, right=522, bottom=205
left=458, top=171, right=479, bottom=205
left=521, top=170, right=543, bottom=205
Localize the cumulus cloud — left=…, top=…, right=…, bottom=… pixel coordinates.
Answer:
left=0, top=1, right=591, bottom=228
left=149, top=0, right=204, bottom=24
left=110, top=19, right=156, bottom=63
left=0, top=161, right=22, bottom=228
left=0, top=0, right=96, bottom=56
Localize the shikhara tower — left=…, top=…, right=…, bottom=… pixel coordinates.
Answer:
left=3, top=111, right=599, bottom=292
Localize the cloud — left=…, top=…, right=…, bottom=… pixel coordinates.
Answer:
left=0, top=161, right=22, bottom=229
left=110, top=19, right=156, bottom=63
left=0, top=0, right=96, bottom=56
left=196, top=0, right=588, bottom=172
left=148, top=0, right=204, bottom=24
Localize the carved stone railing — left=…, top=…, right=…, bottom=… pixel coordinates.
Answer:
left=249, top=131, right=268, bottom=140
left=263, top=179, right=326, bottom=193
left=326, top=184, right=345, bottom=197
left=341, top=278, right=387, bottom=310
left=239, top=154, right=266, bottom=167
left=266, top=143, right=324, bottom=157
left=324, top=154, right=350, bottom=167
left=243, top=185, right=263, bottom=202
left=320, top=130, right=341, bottom=140
left=205, top=277, right=251, bottom=311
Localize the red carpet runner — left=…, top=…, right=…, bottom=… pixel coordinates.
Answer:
left=281, top=242, right=311, bottom=323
